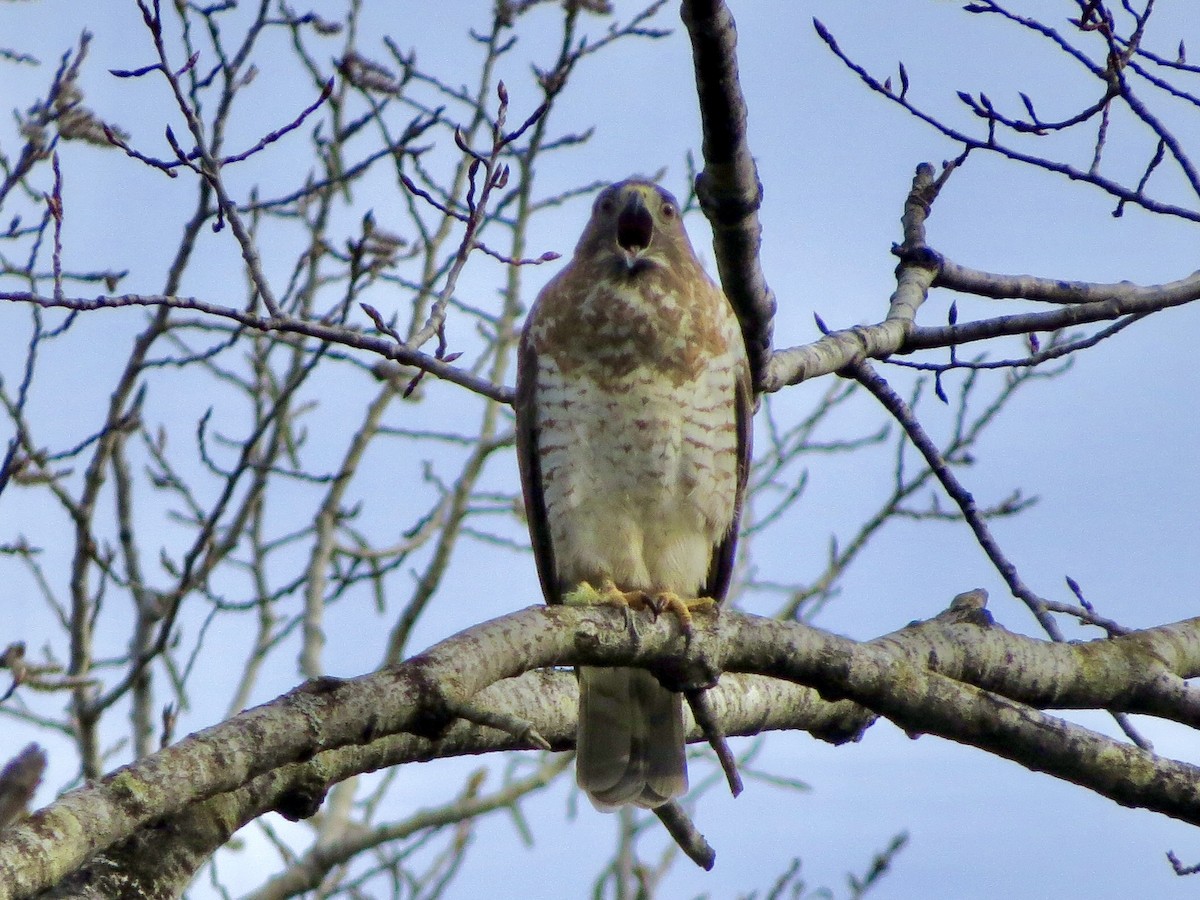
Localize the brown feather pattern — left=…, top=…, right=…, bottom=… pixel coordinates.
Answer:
left=515, top=179, right=751, bottom=810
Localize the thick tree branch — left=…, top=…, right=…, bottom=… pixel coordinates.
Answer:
left=29, top=670, right=866, bottom=899
left=680, top=0, right=776, bottom=392
left=3, top=598, right=1199, bottom=899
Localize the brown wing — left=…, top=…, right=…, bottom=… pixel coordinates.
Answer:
left=702, top=358, right=754, bottom=603
left=514, top=324, right=561, bottom=606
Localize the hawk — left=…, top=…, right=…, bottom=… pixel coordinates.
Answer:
left=515, top=179, right=752, bottom=810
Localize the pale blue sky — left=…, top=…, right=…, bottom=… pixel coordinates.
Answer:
left=2, top=2, right=1199, bottom=897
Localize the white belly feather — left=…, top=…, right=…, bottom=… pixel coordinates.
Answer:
left=535, top=357, right=738, bottom=595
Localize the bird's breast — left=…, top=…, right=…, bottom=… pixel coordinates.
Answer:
left=532, top=353, right=740, bottom=591
left=531, top=266, right=732, bottom=385
left=522, top=252, right=745, bottom=592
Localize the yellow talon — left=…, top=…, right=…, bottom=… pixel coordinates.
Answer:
left=564, top=582, right=714, bottom=638
left=647, top=592, right=716, bottom=634
left=563, top=579, right=648, bottom=609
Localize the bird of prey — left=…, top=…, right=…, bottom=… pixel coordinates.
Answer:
left=515, top=179, right=752, bottom=810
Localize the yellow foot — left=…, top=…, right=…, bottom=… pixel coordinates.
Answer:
left=563, top=582, right=715, bottom=638
left=563, top=579, right=648, bottom=609
left=646, top=592, right=716, bottom=636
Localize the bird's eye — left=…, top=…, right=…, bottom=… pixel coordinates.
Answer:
left=661, top=202, right=676, bottom=219
left=598, top=197, right=616, bottom=214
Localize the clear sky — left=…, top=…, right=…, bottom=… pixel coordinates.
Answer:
left=2, top=2, right=1199, bottom=898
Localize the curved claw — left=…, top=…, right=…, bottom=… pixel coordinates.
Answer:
left=647, top=592, right=716, bottom=642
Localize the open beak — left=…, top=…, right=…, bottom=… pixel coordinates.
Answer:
left=616, top=191, right=653, bottom=266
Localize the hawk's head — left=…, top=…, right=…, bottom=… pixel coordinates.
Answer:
left=574, top=180, right=697, bottom=276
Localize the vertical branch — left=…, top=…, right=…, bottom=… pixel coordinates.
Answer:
left=680, top=0, right=776, bottom=393
left=110, top=405, right=158, bottom=760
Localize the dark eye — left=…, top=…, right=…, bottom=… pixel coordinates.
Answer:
left=597, top=195, right=616, bottom=214
left=661, top=202, right=676, bottom=219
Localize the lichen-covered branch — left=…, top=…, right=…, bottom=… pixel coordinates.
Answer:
left=680, top=0, right=776, bottom=392
left=2, top=596, right=1198, bottom=899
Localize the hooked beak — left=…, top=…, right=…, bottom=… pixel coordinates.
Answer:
left=615, top=191, right=653, bottom=266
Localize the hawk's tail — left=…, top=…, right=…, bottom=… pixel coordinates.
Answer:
left=575, top=666, right=687, bottom=810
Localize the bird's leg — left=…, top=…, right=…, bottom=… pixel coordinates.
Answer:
left=563, top=581, right=715, bottom=643
left=563, top=580, right=655, bottom=646
left=563, top=579, right=649, bottom=610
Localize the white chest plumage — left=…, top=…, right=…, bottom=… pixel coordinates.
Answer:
left=532, top=346, right=740, bottom=596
